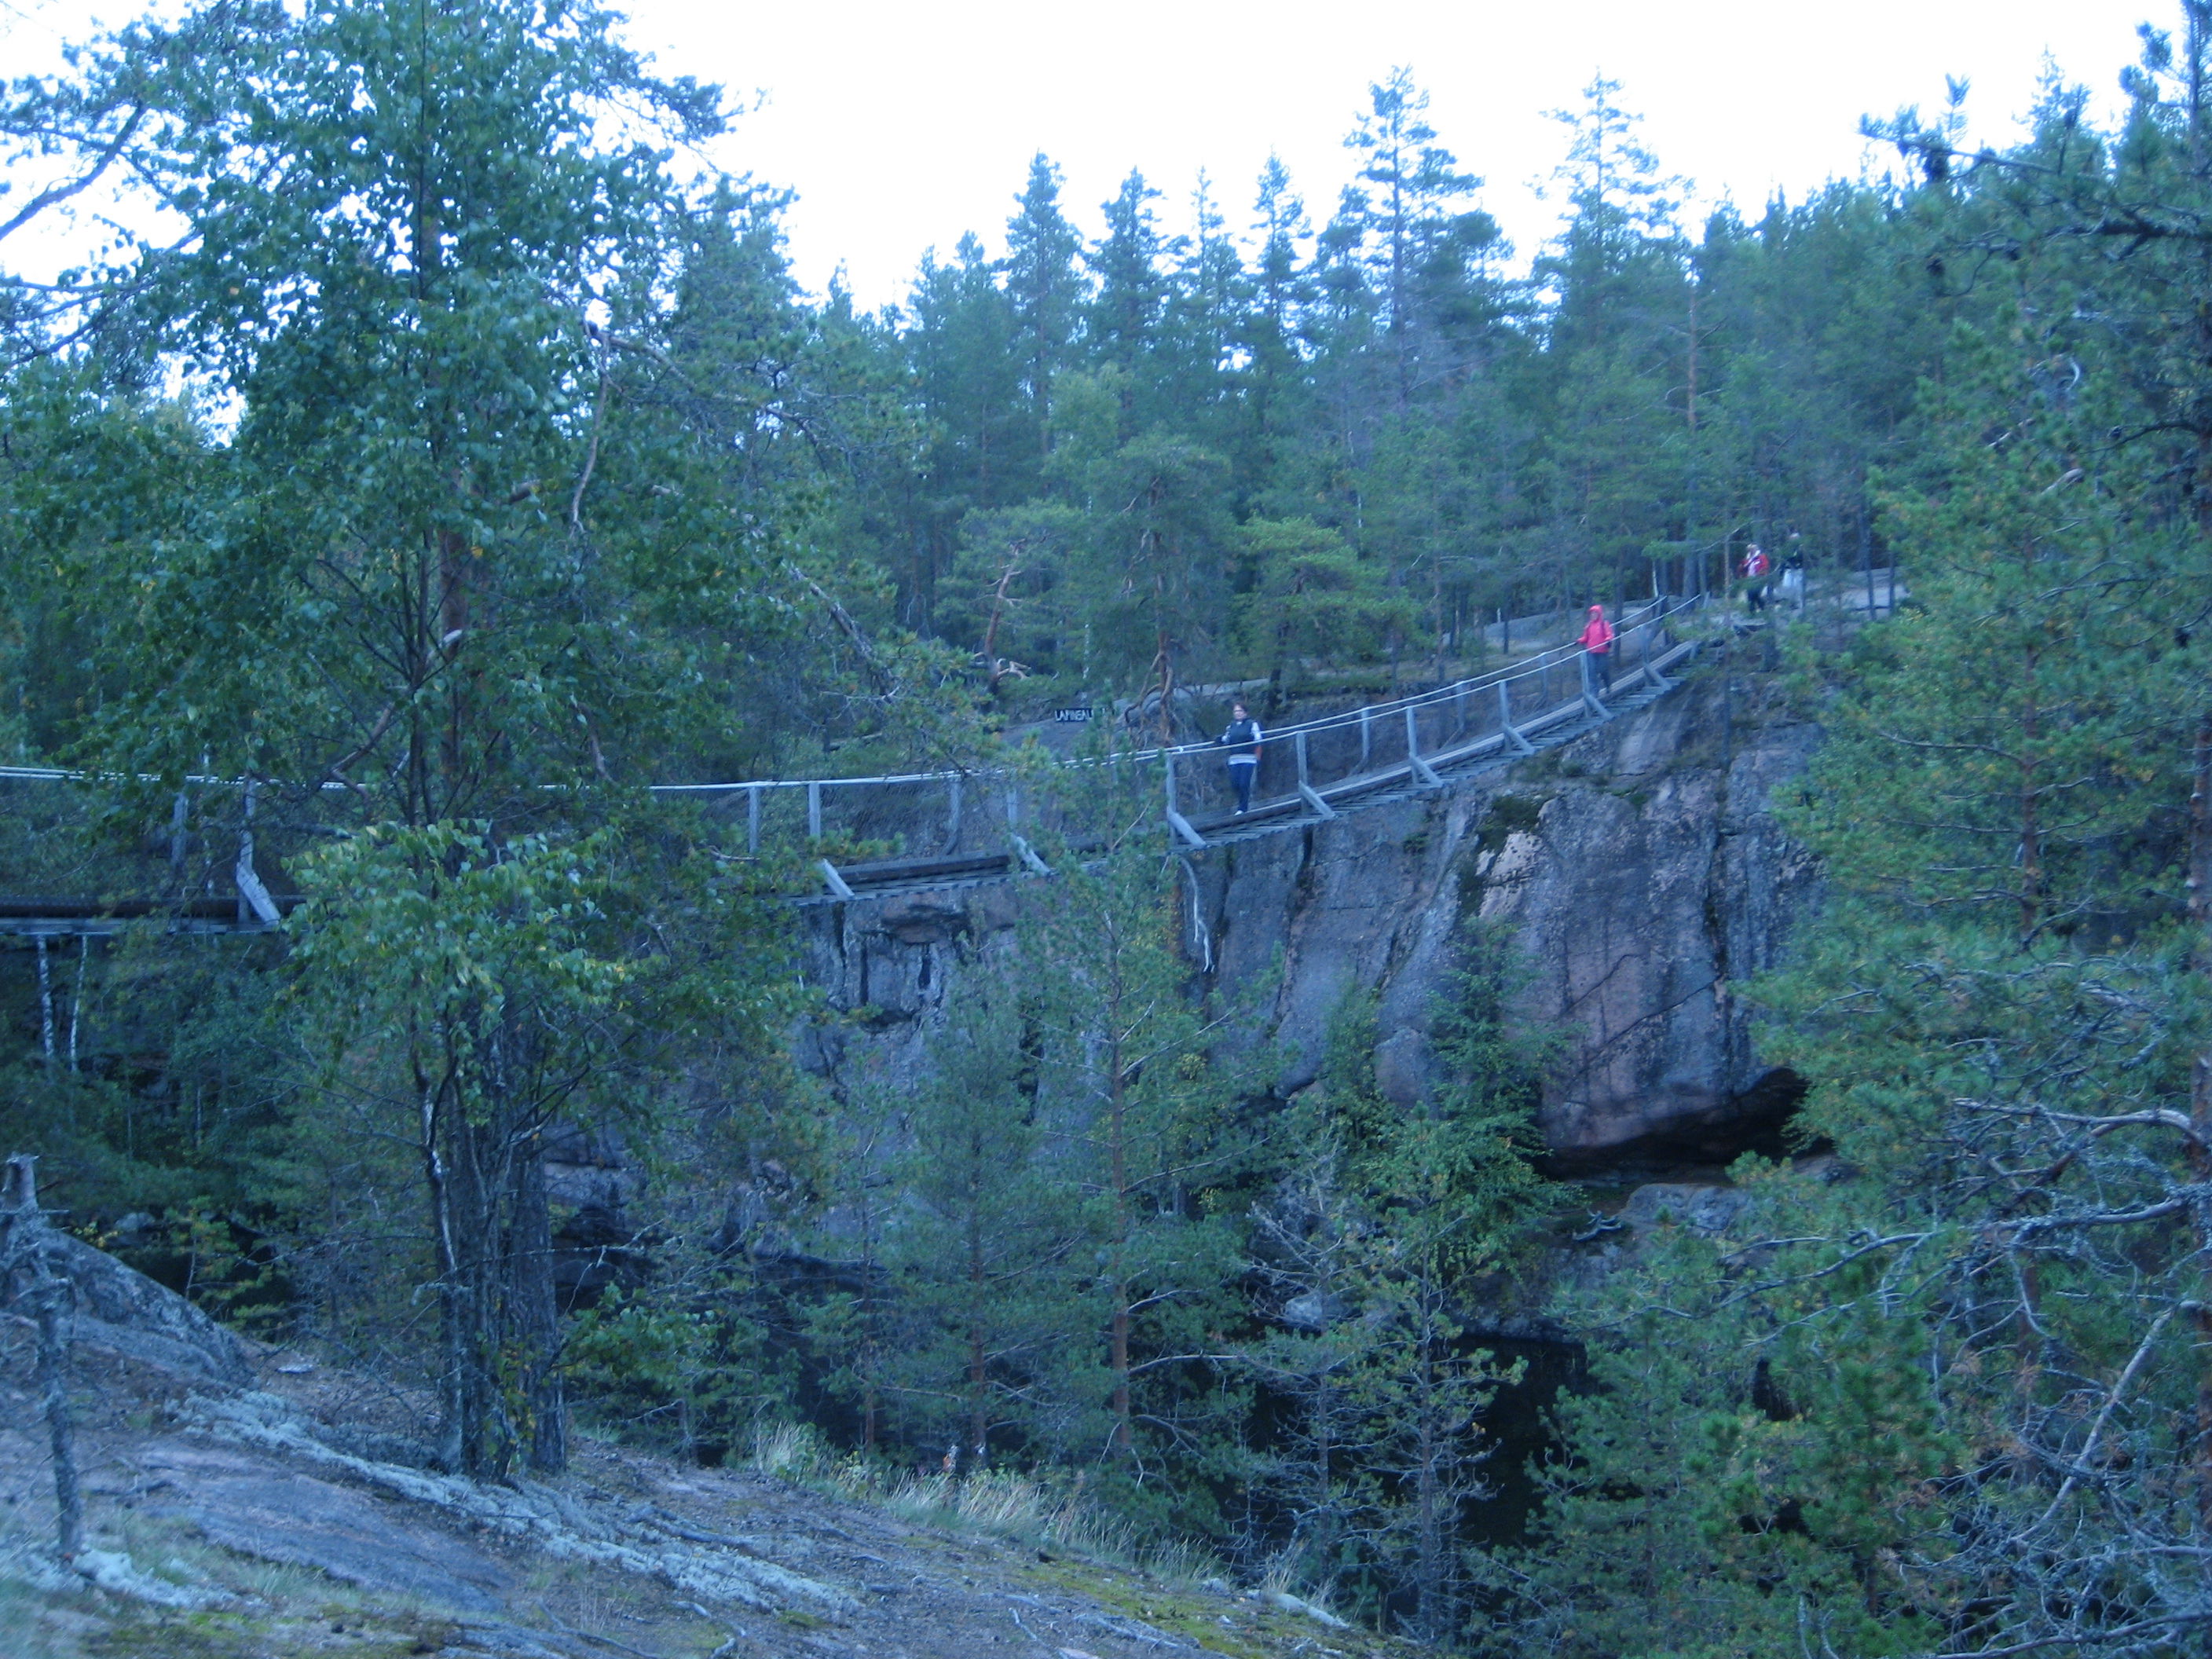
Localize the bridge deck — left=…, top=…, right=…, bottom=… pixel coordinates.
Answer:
left=798, top=635, right=1697, bottom=906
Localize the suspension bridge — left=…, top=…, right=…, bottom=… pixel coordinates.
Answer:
left=0, top=594, right=1713, bottom=936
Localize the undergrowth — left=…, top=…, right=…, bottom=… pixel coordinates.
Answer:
left=745, top=1421, right=1222, bottom=1591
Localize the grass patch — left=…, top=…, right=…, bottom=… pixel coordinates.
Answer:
left=745, top=1422, right=1220, bottom=1588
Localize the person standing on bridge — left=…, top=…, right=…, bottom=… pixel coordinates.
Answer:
left=1217, top=701, right=1263, bottom=815
left=1741, top=542, right=1772, bottom=613
left=1579, top=603, right=1616, bottom=694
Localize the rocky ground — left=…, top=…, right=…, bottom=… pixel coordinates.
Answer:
left=0, top=1317, right=1412, bottom=1659
left=0, top=1148, right=1797, bottom=1659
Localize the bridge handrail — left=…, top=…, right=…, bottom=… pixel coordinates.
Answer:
left=0, top=594, right=1706, bottom=802
left=655, top=593, right=1705, bottom=796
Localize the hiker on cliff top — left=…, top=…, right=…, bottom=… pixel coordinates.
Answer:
left=1217, top=701, right=1263, bottom=815
left=1579, top=603, right=1616, bottom=694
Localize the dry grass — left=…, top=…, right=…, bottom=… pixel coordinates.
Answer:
left=743, top=1419, right=1219, bottom=1591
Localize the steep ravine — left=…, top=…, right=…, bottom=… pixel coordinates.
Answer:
left=797, top=665, right=1823, bottom=1174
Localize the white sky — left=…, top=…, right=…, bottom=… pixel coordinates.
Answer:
left=2, top=0, right=2156, bottom=313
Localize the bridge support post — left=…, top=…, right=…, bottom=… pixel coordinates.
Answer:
left=1404, top=706, right=1444, bottom=789
left=1498, top=681, right=1535, bottom=754
left=1295, top=729, right=1335, bottom=819
left=169, top=789, right=189, bottom=876
left=35, top=936, right=55, bottom=1065
left=818, top=859, right=855, bottom=900
left=235, top=782, right=282, bottom=926
left=1643, top=619, right=1670, bottom=690
left=1163, top=756, right=1207, bottom=849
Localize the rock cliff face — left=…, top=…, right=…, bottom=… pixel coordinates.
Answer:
left=797, top=668, right=1823, bottom=1168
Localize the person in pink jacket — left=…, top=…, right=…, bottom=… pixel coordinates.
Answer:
left=1741, top=543, right=1772, bottom=612
left=1579, top=603, right=1616, bottom=694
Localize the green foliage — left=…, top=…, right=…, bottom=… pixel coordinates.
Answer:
left=566, top=1283, right=795, bottom=1459
left=290, top=823, right=633, bottom=1085
left=1496, top=40, right=2212, bottom=1653
left=1783, top=326, right=2192, bottom=947
left=1243, top=935, right=1557, bottom=1644
left=880, top=972, right=1075, bottom=1461
left=1490, top=1204, right=1941, bottom=1659
left=1234, top=518, right=1415, bottom=687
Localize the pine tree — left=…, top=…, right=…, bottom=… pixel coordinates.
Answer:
left=1086, top=170, right=1174, bottom=397
left=1005, top=154, right=1086, bottom=463
left=1024, top=836, right=1246, bottom=1511
left=887, top=968, right=1082, bottom=1470
left=1240, top=156, right=1316, bottom=492
left=1344, top=68, right=1482, bottom=413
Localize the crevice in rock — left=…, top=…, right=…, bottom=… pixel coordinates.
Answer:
left=1537, top=1066, right=1814, bottom=1177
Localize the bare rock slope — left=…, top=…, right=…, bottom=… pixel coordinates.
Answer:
left=1, top=1312, right=1405, bottom=1659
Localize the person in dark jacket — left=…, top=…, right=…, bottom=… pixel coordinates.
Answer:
left=1217, top=701, right=1263, bottom=814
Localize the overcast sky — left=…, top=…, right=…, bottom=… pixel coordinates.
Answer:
left=2, top=0, right=2157, bottom=311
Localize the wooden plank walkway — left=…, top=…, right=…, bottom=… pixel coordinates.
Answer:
left=798, top=638, right=1694, bottom=907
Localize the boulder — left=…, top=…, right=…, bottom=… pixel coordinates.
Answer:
left=1, top=1161, right=255, bottom=1387
left=1618, top=1182, right=1753, bottom=1237
left=40, top=1231, right=256, bottom=1385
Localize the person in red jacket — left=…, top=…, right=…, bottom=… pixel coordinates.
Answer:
left=1579, top=603, right=1616, bottom=694
left=1741, top=542, right=1772, bottom=612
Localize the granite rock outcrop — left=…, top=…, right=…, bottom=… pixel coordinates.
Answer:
left=797, top=667, right=1822, bottom=1168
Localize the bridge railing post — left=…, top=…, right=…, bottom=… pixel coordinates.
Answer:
left=1163, top=753, right=1206, bottom=848
left=944, top=775, right=962, bottom=854
left=1498, top=678, right=1534, bottom=754
left=1405, top=705, right=1442, bottom=789
left=747, top=784, right=761, bottom=855
left=807, top=780, right=822, bottom=842
left=1294, top=728, right=1335, bottom=819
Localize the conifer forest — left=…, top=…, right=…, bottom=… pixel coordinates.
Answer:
left=3, top=3, right=2212, bottom=1654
